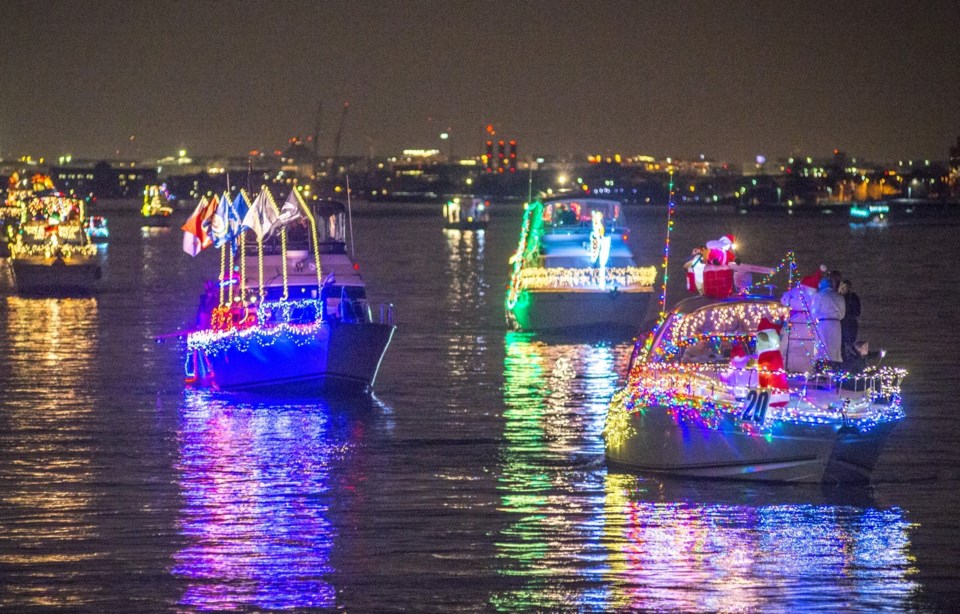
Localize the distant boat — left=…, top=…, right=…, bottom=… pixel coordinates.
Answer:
left=443, top=196, right=489, bottom=230
left=183, top=191, right=395, bottom=394
left=142, top=185, right=174, bottom=226
left=8, top=194, right=102, bottom=295
left=505, top=196, right=657, bottom=332
left=85, top=215, right=109, bottom=242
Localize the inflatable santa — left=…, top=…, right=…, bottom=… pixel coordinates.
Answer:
left=705, top=234, right=737, bottom=265
left=756, top=317, right=789, bottom=408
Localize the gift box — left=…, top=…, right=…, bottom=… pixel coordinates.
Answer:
left=702, top=265, right=734, bottom=298
left=686, top=270, right=698, bottom=293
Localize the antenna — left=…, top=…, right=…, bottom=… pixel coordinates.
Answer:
left=346, top=174, right=355, bottom=259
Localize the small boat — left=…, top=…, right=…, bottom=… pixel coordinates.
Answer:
left=506, top=196, right=657, bottom=332
left=604, top=268, right=906, bottom=483
left=8, top=194, right=102, bottom=295
left=183, top=189, right=395, bottom=393
left=443, top=196, right=489, bottom=230
left=849, top=203, right=889, bottom=229
left=85, top=215, right=109, bottom=242
left=142, top=184, right=174, bottom=226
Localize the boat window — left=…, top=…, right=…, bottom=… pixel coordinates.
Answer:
left=320, top=285, right=367, bottom=301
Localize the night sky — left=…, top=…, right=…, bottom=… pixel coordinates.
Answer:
left=3, top=0, right=958, bottom=165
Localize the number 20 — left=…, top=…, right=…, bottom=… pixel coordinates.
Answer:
left=740, top=390, right=769, bottom=423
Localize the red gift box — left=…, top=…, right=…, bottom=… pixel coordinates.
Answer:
left=702, top=265, right=734, bottom=298
left=686, top=270, right=697, bottom=293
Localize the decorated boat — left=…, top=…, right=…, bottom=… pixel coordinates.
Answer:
left=180, top=188, right=395, bottom=393
left=604, top=253, right=906, bottom=483
left=8, top=193, right=102, bottom=295
left=506, top=196, right=657, bottom=332
left=443, top=196, right=489, bottom=230
left=85, top=215, right=109, bottom=242
left=142, top=184, right=174, bottom=226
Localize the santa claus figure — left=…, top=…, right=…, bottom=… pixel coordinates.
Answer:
left=705, top=234, right=737, bottom=265
left=756, top=317, right=789, bottom=408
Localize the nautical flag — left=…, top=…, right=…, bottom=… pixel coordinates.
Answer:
left=211, top=191, right=241, bottom=248
left=242, top=188, right=279, bottom=240
left=231, top=192, right=250, bottom=239
left=276, top=189, right=304, bottom=226
left=181, top=195, right=217, bottom=256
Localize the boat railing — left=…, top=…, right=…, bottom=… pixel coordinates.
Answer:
left=645, top=361, right=906, bottom=406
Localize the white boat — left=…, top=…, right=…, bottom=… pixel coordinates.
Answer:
left=506, top=196, right=657, bottom=332
left=8, top=195, right=102, bottom=295
left=604, top=291, right=906, bottom=483
left=443, top=196, right=489, bottom=230
left=184, top=192, right=395, bottom=393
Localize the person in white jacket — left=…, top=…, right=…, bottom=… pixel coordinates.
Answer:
left=814, top=278, right=845, bottom=362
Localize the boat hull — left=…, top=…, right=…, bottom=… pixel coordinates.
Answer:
left=605, top=407, right=898, bottom=483
left=11, top=257, right=101, bottom=295
left=509, top=287, right=654, bottom=332
left=191, top=320, right=395, bottom=394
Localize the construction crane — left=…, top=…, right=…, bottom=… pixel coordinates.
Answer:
left=332, top=101, right=349, bottom=164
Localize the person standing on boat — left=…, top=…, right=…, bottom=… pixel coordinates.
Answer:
left=814, top=277, right=845, bottom=363
left=838, top=279, right=862, bottom=361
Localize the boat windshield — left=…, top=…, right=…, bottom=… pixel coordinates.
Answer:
left=650, top=300, right=789, bottom=364
left=541, top=199, right=621, bottom=229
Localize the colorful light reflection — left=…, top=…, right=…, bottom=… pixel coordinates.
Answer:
left=172, top=392, right=370, bottom=611
left=602, top=474, right=919, bottom=611
left=494, top=333, right=628, bottom=611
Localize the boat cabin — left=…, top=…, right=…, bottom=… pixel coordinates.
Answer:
left=646, top=296, right=789, bottom=365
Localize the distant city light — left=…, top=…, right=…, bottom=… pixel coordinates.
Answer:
left=756, top=155, right=766, bottom=165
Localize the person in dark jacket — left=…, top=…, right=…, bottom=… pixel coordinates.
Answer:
left=839, top=279, right=861, bottom=361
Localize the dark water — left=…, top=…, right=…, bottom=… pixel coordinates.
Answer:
left=1, top=203, right=958, bottom=612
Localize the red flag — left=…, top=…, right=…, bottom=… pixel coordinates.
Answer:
left=181, top=195, right=218, bottom=256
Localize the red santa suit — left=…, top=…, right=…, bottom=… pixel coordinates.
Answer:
left=705, top=234, right=737, bottom=265
left=756, top=317, right=789, bottom=408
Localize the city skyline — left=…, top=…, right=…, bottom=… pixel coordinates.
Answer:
left=3, top=1, right=958, bottom=165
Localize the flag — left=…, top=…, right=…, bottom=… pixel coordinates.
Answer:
left=277, top=189, right=304, bottom=226
left=181, top=195, right=217, bottom=256
left=211, top=191, right=241, bottom=248
left=231, top=191, right=250, bottom=237
left=242, top=189, right=279, bottom=240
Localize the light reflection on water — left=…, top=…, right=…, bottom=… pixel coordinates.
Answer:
left=172, top=391, right=378, bottom=611
left=603, top=475, right=918, bottom=612
left=0, top=298, right=101, bottom=608
left=494, top=333, right=625, bottom=612
left=494, top=332, right=919, bottom=612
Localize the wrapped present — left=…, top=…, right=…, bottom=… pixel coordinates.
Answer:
left=702, top=265, right=734, bottom=298
left=686, top=270, right=698, bottom=293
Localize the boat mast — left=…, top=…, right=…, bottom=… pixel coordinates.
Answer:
left=658, top=170, right=676, bottom=320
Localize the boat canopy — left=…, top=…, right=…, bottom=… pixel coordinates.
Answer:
left=649, top=296, right=789, bottom=364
